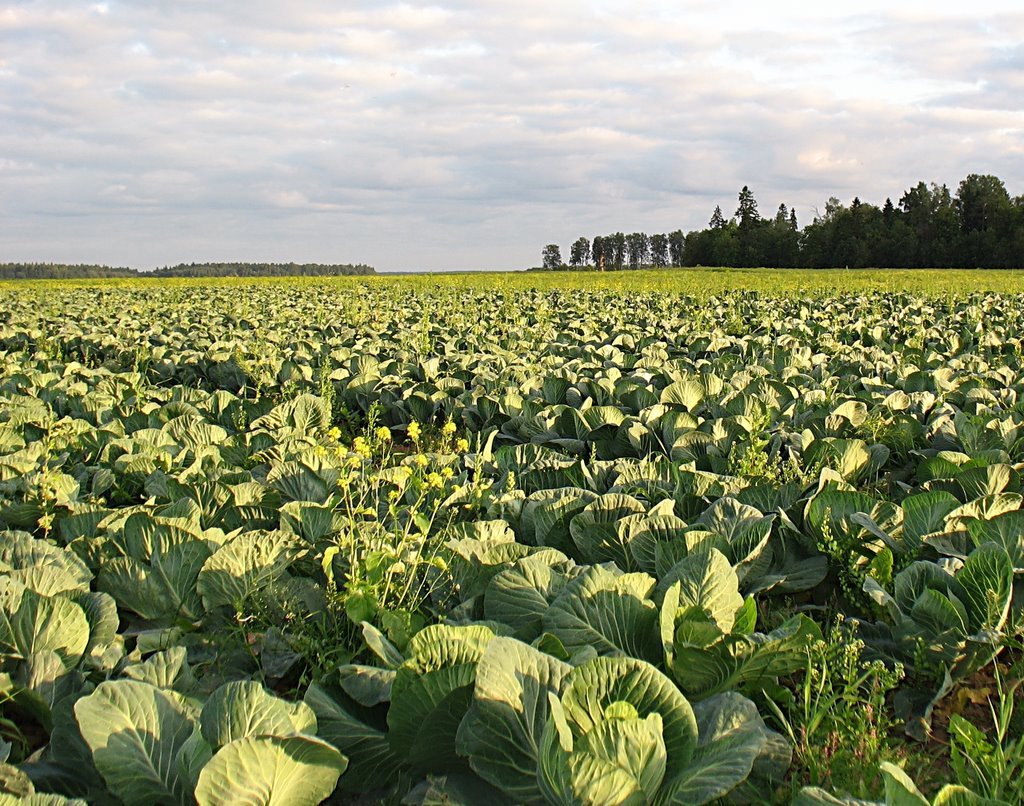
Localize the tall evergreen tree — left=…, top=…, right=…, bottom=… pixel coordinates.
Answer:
left=955, top=174, right=1013, bottom=267
left=882, top=198, right=896, bottom=226
left=900, top=182, right=957, bottom=267
left=735, top=186, right=761, bottom=228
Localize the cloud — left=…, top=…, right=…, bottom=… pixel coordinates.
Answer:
left=2, top=1, right=1023, bottom=270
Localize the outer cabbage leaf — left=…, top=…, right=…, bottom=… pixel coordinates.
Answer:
left=0, top=532, right=91, bottom=596
left=661, top=693, right=773, bottom=804
left=304, top=681, right=402, bottom=794
left=200, top=680, right=317, bottom=748
left=540, top=704, right=666, bottom=806
left=557, top=656, right=698, bottom=779
left=386, top=624, right=494, bottom=774
left=457, top=637, right=572, bottom=802
left=99, top=540, right=210, bottom=623
left=520, top=488, right=599, bottom=553
left=0, top=588, right=89, bottom=669
left=964, top=510, right=1024, bottom=571
left=122, top=646, right=198, bottom=694
left=194, top=735, right=347, bottom=806
left=569, top=494, right=646, bottom=568
left=656, top=549, right=743, bottom=633
left=484, top=554, right=571, bottom=640
left=662, top=578, right=819, bottom=699
left=543, top=565, right=659, bottom=662
left=694, top=498, right=775, bottom=584
left=197, top=531, right=303, bottom=610
left=74, top=680, right=210, bottom=806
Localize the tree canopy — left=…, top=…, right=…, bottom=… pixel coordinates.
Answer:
left=543, top=174, right=1024, bottom=270
left=0, top=262, right=376, bottom=280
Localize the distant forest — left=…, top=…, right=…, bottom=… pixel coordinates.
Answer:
left=541, top=173, right=1024, bottom=270
left=0, top=262, right=376, bottom=279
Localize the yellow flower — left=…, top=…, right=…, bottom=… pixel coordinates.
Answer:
left=414, top=454, right=429, bottom=468
left=375, top=426, right=392, bottom=443
left=352, top=436, right=371, bottom=458
left=407, top=421, right=421, bottom=442
left=426, top=472, right=444, bottom=489
left=326, top=426, right=342, bottom=440
left=442, top=421, right=456, bottom=436
left=347, top=454, right=362, bottom=468
left=441, top=466, right=454, bottom=479
left=455, top=438, right=470, bottom=453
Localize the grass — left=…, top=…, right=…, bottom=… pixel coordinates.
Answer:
left=764, top=621, right=932, bottom=802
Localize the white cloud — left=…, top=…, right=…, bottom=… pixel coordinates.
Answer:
left=2, top=0, right=1023, bottom=270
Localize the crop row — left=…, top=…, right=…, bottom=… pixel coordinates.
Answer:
left=0, top=283, right=1022, bottom=804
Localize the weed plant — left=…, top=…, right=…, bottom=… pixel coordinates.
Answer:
left=767, top=619, right=922, bottom=800
left=948, top=658, right=1024, bottom=803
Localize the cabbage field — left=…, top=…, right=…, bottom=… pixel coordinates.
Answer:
left=1, top=273, right=1023, bottom=805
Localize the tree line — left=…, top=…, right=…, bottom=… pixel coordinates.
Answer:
left=0, top=262, right=376, bottom=280
left=540, top=173, right=1024, bottom=270
left=148, top=262, right=375, bottom=278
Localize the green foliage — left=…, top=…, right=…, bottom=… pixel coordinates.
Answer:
left=794, top=760, right=1010, bottom=805
left=948, top=666, right=1024, bottom=803
left=458, top=637, right=784, bottom=804
left=0, top=262, right=375, bottom=280
left=74, top=678, right=346, bottom=805
left=766, top=621, right=911, bottom=800
left=659, top=548, right=821, bottom=698
left=1, top=277, right=1024, bottom=804
left=550, top=172, right=1024, bottom=270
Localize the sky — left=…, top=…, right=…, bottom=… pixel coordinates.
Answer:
left=2, top=1, right=1023, bottom=272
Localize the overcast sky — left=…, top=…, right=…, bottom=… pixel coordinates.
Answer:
left=2, top=1, right=1023, bottom=271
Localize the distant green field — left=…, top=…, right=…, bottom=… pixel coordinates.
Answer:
left=5, top=266, right=1024, bottom=295
left=387, top=267, right=1024, bottom=295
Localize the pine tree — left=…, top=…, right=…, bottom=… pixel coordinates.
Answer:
left=735, top=186, right=760, bottom=228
